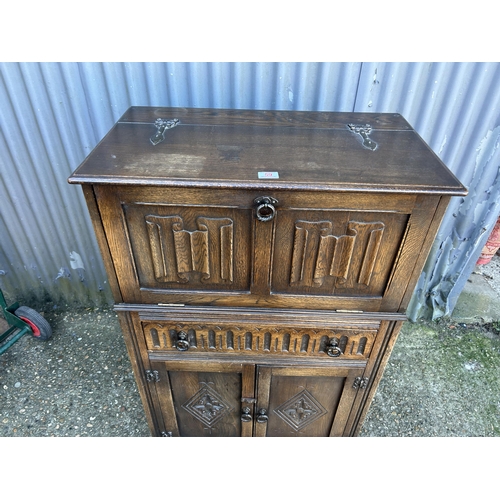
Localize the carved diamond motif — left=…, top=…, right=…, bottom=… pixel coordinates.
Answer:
left=182, top=384, right=233, bottom=428
left=274, top=389, right=327, bottom=431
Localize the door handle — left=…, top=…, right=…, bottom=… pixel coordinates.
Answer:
left=254, top=196, right=278, bottom=222
left=256, top=408, right=269, bottom=423
left=241, top=407, right=252, bottom=422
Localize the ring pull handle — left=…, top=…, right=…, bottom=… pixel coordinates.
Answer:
left=175, top=331, right=189, bottom=351
left=254, top=196, right=278, bottom=222
left=256, top=408, right=269, bottom=423
left=241, top=407, right=252, bottom=422
left=326, top=338, right=342, bottom=358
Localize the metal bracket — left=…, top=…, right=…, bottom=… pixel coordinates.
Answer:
left=150, top=118, right=180, bottom=146
left=347, top=124, right=378, bottom=151
left=353, top=376, right=369, bottom=389
left=145, top=369, right=160, bottom=382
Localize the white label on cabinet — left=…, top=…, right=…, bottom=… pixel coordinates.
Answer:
left=258, top=171, right=279, bottom=179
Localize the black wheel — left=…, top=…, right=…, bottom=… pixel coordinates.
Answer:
left=14, top=306, right=52, bottom=341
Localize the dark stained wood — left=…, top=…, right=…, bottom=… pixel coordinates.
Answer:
left=398, top=196, right=453, bottom=312
left=347, top=320, right=405, bottom=436
left=81, top=185, right=123, bottom=302
left=91, top=184, right=448, bottom=312
left=115, top=311, right=159, bottom=435
left=151, top=360, right=244, bottom=437
left=69, top=106, right=467, bottom=437
left=257, top=365, right=364, bottom=437
left=118, top=106, right=415, bottom=130
left=272, top=209, right=409, bottom=299
left=241, top=364, right=256, bottom=437
left=138, top=316, right=379, bottom=360
left=69, top=107, right=466, bottom=196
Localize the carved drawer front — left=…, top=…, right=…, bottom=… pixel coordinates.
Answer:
left=134, top=307, right=387, bottom=360
left=142, top=321, right=377, bottom=359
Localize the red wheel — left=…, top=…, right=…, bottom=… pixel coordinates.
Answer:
left=14, top=306, right=52, bottom=341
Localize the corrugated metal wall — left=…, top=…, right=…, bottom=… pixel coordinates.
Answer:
left=354, top=63, right=500, bottom=319
left=1, top=62, right=499, bottom=318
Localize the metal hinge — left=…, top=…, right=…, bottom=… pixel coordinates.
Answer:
left=241, top=397, right=257, bottom=404
left=353, top=376, right=369, bottom=389
left=347, top=123, right=378, bottom=151
left=150, top=118, right=180, bottom=146
left=145, top=370, right=160, bottom=383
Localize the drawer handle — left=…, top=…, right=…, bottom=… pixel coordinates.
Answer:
left=326, top=338, right=342, bottom=358
left=175, top=331, right=190, bottom=351
left=256, top=408, right=269, bottom=423
left=254, top=196, right=278, bottom=222
left=241, top=407, right=252, bottom=422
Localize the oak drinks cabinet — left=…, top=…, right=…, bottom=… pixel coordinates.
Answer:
left=69, top=107, right=466, bottom=437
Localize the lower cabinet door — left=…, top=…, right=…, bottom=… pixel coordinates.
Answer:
left=254, top=365, right=364, bottom=437
left=150, top=360, right=255, bottom=437
left=149, top=359, right=363, bottom=437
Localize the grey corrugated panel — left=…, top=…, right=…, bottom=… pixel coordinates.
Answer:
left=0, top=62, right=362, bottom=310
left=0, top=62, right=112, bottom=308
left=1, top=61, right=498, bottom=319
left=355, top=62, right=500, bottom=319
left=111, top=62, right=363, bottom=111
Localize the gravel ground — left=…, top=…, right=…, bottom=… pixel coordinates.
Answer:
left=0, top=308, right=150, bottom=437
left=360, top=319, right=500, bottom=437
left=1, top=302, right=499, bottom=437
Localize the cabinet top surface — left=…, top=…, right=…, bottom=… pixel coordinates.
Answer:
left=68, top=106, right=467, bottom=195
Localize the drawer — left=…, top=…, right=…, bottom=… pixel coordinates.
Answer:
left=122, top=305, right=405, bottom=361
left=97, top=185, right=444, bottom=312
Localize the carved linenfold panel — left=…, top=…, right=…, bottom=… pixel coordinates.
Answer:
left=357, top=225, right=384, bottom=285
left=145, top=215, right=233, bottom=284
left=347, top=221, right=385, bottom=287
left=289, top=219, right=385, bottom=288
left=142, top=322, right=376, bottom=358
left=146, top=215, right=179, bottom=282
left=274, top=390, right=328, bottom=431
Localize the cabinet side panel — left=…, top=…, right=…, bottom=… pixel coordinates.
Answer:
left=399, top=196, right=451, bottom=312
left=94, top=186, right=142, bottom=302
left=116, top=311, right=157, bottom=435
left=81, top=185, right=123, bottom=302
left=381, top=196, right=441, bottom=311
left=349, top=320, right=405, bottom=436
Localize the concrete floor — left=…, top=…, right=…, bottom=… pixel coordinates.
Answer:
left=452, top=254, right=500, bottom=323
left=1, top=256, right=499, bottom=437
